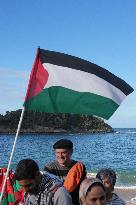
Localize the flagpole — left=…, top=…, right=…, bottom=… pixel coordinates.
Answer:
left=0, top=107, right=25, bottom=204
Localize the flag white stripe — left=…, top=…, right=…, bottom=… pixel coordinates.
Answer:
left=43, top=63, right=126, bottom=105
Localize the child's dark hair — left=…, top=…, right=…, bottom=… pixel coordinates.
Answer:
left=96, top=168, right=117, bottom=187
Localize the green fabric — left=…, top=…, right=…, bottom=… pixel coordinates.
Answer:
left=7, top=194, right=15, bottom=203
left=0, top=180, right=23, bottom=205
left=24, top=86, right=119, bottom=120
left=1, top=197, right=8, bottom=205
left=13, top=180, right=22, bottom=192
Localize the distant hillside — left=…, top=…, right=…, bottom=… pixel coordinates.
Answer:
left=0, top=109, right=113, bottom=134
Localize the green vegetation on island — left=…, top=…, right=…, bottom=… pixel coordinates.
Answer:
left=0, top=109, right=113, bottom=134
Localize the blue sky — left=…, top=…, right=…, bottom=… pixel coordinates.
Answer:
left=0, top=0, right=135, bottom=128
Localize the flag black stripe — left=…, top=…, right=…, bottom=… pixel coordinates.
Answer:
left=39, top=49, right=134, bottom=96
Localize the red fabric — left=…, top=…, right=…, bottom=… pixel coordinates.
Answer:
left=14, top=188, right=24, bottom=204
left=0, top=168, right=24, bottom=205
left=25, top=48, right=49, bottom=102
left=0, top=168, right=14, bottom=193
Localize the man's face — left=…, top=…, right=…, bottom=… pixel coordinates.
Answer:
left=55, top=148, right=72, bottom=166
left=18, top=177, right=39, bottom=195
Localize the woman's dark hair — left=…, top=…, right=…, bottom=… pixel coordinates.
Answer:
left=15, top=159, right=39, bottom=180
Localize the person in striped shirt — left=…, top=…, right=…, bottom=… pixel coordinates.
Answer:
left=96, top=168, right=126, bottom=205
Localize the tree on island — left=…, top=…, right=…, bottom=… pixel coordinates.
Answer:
left=0, top=109, right=113, bottom=134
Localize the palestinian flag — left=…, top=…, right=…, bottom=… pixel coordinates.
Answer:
left=24, top=48, right=134, bottom=120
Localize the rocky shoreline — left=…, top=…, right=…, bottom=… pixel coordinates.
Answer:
left=0, top=109, right=113, bottom=134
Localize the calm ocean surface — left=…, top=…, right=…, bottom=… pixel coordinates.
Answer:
left=0, top=128, right=136, bottom=188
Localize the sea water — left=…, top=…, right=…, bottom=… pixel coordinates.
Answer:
left=0, top=128, right=136, bottom=189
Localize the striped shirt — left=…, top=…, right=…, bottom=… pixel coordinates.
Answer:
left=44, top=160, right=77, bottom=182
left=106, top=193, right=126, bottom=205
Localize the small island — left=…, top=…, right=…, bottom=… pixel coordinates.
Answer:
left=0, top=109, right=113, bottom=134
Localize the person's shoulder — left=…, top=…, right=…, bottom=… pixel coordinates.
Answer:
left=73, top=160, right=86, bottom=166
left=44, top=161, right=58, bottom=170
left=45, top=161, right=57, bottom=166
left=71, top=161, right=86, bottom=170
left=43, top=171, right=63, bottom=183
left=112, top=193, right=126, bottom=205
left=72, top=159, right=78, bottom=164
left=55, top=186, right=69, bottom=194
left=70, top=159, right=77, bottom=167
left=78, top=161, right=86, bottom=166
left=64, top=161, right=87, bottom=193
left=54, top=187, right=72, bottom=205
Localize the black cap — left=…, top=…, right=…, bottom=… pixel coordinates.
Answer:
left=53, top=139, right=73, bottom=149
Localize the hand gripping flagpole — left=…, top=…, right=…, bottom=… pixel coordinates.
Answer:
left=0, top=107, right=25, bottom=204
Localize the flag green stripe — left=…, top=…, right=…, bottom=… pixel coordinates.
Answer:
left=1, top=194, right=15, bottom=204
left=1, top=196, right=8, bottom=205
left=7, top=194, right=15, bottom=203
left=24, top=86, right=119, bottom=119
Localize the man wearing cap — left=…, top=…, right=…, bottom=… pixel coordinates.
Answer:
left=44, top=139, right=86, bottom=205
left=44, top=139, right=77, bottom=182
